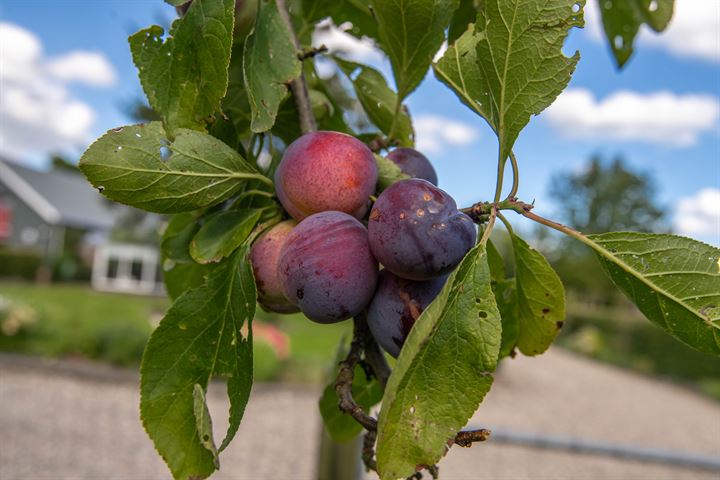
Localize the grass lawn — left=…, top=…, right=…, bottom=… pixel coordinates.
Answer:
left=0, top=282, right=347, bottom=382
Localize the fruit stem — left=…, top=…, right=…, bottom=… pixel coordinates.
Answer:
left=508, top=151, right=520, bottom=198
left=276, top=0, right=317, bottom=134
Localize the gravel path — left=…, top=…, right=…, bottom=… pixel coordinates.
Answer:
left=1, top=349, right=718, bottom=480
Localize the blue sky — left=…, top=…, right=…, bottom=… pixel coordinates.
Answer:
left=0, top=0, right=718, bottom=244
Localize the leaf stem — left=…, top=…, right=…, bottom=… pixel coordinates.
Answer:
left=508, top=152, right=520, bottom=198
left=493, top=148, right=505, bottom=203
left=275, top=0, right=317, bottom=134
left=497, top=211, right=514, bottom=236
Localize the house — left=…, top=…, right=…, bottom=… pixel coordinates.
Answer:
left=0, top=159, right=164, bottom=295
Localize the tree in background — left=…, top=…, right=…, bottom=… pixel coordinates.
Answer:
left=550, top=155, right=665, bottom=235
left=548, top=155, right=666, bottom=304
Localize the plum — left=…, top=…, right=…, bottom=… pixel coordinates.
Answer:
left=368, top=178, right=476, bottom=280
left=386, top=148, right=438, bottom=185
left=274, top=131, right=378, bottom=220
left=367, top=271, right=446, bottom=357
left=249, top=220, right=299, bottom=313
left=278, top=211, right=378, bottom=323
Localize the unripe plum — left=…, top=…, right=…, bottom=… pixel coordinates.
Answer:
left=278, top=211, right=378, bottom=323
left=386, top=148, right=438, bottom=185
left=367, top=271, right=446, bottom=357
left=249, top=220, right=299, bottom=313
left=368, top=179, right=476, bottom=280
left=274, top=131, right=378, bottom=221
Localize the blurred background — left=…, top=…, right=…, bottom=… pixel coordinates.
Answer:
left=0, top=0, right=718, bottom=479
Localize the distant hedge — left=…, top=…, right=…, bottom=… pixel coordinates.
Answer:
left=0, top=247, right=41, bottom=281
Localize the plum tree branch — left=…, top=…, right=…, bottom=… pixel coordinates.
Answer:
left=335, top=317, right=493, bottom=476
left=275, top=0, right=317, bottom=134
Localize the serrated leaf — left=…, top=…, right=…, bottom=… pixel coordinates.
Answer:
left=512, top=234, right=566, bottom=356
left=193, top=384, right=220, bottom=467
left=162, top=213, right=201, bottom=264
left=319, top=362, right=383, bottom=442
left=374, top=154, right=411, bottom=192
left=370, top=0, right=459, bottom=100
left=129, top=0, right=235, bottom=133
left=190, top=209, right=261, bottom=264
left=335, top=58, right=414, bottom=147
left=79, top=122, right=271, bottom=214
left=434, top=0, right=583, bottom=163
left=140, top=247, right=255, bottom=479
left=376, top=243, right=501, bottom=480
left=598, top=0, right=674, bottom=68
left=584, top=232, right=720, bottom=355
left=243, top=0, right=302, bottom=132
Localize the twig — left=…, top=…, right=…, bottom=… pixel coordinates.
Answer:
left=334, top=317, right=378, bottom=431
left=362, top=430, right=377, bottom=472
left=298, top=45, right=328, bottom=60
left=275, top=0, right=317, bottom=134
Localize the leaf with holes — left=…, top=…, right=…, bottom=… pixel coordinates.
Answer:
left=140, top=246, right=255, bottom=479
left=190, top=209, right=261, bottom=264
left=376, top=243, right=501, bottom=480
left=243, top=0, right=302, bottom=132
left=335, top=58, right=414, bottom=147
left=598, top=0, right=674, bottom=68
left=585, top=232, right=720, bottom=355
left=434, top=0, right=584, bottom=164
left=79, top=122, right=270, bottom=214
left=371, top=0, right=458, bottom=100
left=129, top=0, right=234, bottom=133
left=512, top=234, right=566, bottom=356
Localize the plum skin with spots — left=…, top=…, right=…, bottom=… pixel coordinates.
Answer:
left=277, top=211, right=379, bottom=323
left=367, top=270, right=446, bottom=357
left=274, top=131, right=378, bottom=221
left=368, top=178, right=477, bottom=280
left=249, top=220, right=299, bottom=314
left=386, top=148, right=438, bottom=185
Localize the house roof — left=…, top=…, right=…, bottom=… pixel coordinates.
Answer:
left=0, top=159, right=118, bottom=231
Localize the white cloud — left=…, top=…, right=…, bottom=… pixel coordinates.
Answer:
left=47, top=51, right=117, bottom=87
left=674, top=188, right=720, bottom=244
left=0, top=22, right=116, bottom=163
left=544, top=88, right=720, bottom=146
left=312, top=20, right=384, bottom=65
left=414, top=114, right=479, bottom=154
left=583, top=0, right=720, bottom=63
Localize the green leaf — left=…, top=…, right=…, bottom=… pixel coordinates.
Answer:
left=318, top=350, right=383, bottom=442
left=190, top=209, right=262, bottom=264
left=584, top=232, right=720, bottom=355
left=129, top=0, right=235, bottom=133
left=486, top=238, right=506, bottom=282
left=598, top=0, right=674, bottom=68
left=376, top=244, right=501, bottom=479
left=512, top=234, right=566, bottom=356
left=163, top=262, right=213, bottom=300
left=434, top=0, right=583, bottom=163
left=243, top=0, right=302, bottom=132
left=165, top=0, right=191, bottom=6
left=303, top=0, right=378, bottom=40
left=494, top=278, right=519, bottom=360
left=374, top=154, right=411, bottom=192
left=193, top=384, right=219, bottom=466
left=448, top=0, right=477, bottom=44
left=334, top=58, right=414, bottom=147
left=79, top=122, right=270, bottom=214
left=140, top=247, right=255, bottom=479
left=162, top=213, right=201, bottom=264
left=370, top=0, right=459, bottom=100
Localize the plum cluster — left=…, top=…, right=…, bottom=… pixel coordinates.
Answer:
left=250, top=131, right=476, bottom=357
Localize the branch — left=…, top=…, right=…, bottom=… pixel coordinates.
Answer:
left=334, top=317, right=378, bottom=431
left=275, top=0, right=317, bottom=134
